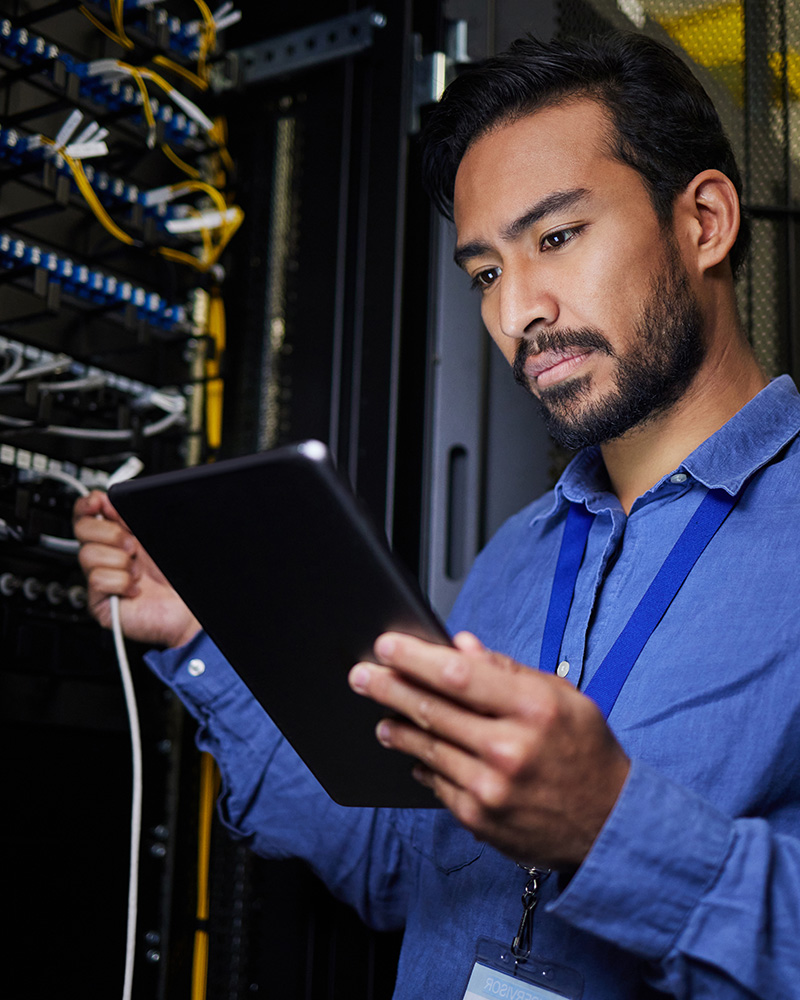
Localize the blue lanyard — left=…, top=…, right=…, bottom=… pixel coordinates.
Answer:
left=540, top=484, right=746, bottom=720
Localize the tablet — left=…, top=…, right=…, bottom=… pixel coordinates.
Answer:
left=109, top=440, right=451, bottom=808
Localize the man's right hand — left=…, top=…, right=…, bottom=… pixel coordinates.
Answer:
left=73, top=490, right=201, bottom=649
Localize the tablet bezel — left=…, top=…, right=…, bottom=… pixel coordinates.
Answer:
left=110, top=441, right=450, bottom=807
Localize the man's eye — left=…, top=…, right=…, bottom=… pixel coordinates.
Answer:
left=541, top=227, right=580, bottom=251
left=471, top=266, right=502, bottom=290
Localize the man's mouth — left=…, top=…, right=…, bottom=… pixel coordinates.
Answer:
left=525, top=349, right=594, bottom=390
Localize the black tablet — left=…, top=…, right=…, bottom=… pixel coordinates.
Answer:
left=109, top=440, right=451, bottom=808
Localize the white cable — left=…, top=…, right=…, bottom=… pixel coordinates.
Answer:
left=39, top=534, right=80, bottom=554
left=0, top=516, right=24, bottom=541
left=0, top=411, right=185, bottom=440
left=111, top=592, right=141, bottom=1000
left=35, top=469, right=90, bottom=553
left=73, top=121, right=100, bottom=145
left=0, top=345, right=24, bottom=385
left=53, top=109, right=83, bottom=149
left=38, top=459, right=144, bottom=1000
left=15, top=354, right=73, bottom=380
left=64, top=140, right=109, bottom=160
left=39, top=374, right=108, bottom=393
left=141, top=390, right=186, bottom=415
left=141, top=411, right=185, bottom=436
left=104, top=459, right=144, bottom=1000
left=214, top=10, right=241, bottom=31
left=165, top=207, right=241, bottom=234
left=33, top=467, right=89, bottom=495
left=106, top=456, right=144, bottom=486
left=47, top=410, right=184, bottom=439
left=85, top=61, right=215, bottom=133
left=44, top=425, right=134, bottom=440
left=164, top=84, right=214, bottom=133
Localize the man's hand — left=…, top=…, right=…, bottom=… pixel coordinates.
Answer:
left=73, top=490, right=201, bottom=649
left=349, top=631, right=630, bottom=869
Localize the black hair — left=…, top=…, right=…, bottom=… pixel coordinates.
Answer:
left=421, top=31, right=750, bottom=277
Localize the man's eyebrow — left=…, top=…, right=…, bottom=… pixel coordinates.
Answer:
left=502, top=187, right=590, bottom=240
left=453, top=239, right=494, bottom=270
left=453, top=187, right=590, bottom=270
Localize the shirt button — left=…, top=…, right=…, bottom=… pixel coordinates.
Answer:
left=556, top=660, right=570, bottom=678
left=188, top=658, right=206, bottom=677
left=670, top=473, right=688, bottom=484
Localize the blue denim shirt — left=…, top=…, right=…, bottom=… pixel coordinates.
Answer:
left=148, top=375, right=800, bottom=999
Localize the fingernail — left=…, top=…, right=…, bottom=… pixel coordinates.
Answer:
left=349, top=665, right=370, bottom=692
left=376, top=720, right=392, bottom=746
left=374, top=634, right=395, bottom=659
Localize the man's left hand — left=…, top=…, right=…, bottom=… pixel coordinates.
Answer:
left=348, top=631, right=630, bottom=869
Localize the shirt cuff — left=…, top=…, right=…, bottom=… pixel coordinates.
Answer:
left=547, top=756, right=735, bottom=961
left=144, top=630, right=280, bottom=750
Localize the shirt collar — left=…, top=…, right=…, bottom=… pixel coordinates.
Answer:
left=536, top=375, right=800, bottom=521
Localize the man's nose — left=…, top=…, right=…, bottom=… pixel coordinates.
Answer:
left=497, top=264, right=557, bottom=340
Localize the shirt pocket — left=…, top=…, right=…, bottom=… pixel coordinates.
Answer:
left=390, top=809, right=485, bottom=874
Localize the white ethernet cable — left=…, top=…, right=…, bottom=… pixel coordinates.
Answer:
left=105, top=456, right=145, bottom=1000
left=0, top=410, right=186, bottom=440
left=0, top=344, right=24, bottom=385
left=39, top=456, right=144, bottom=1000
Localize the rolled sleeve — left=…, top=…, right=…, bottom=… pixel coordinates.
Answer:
left=549, top=758, right=734, bottom=959
left=144, top=632, right=411, bottom=932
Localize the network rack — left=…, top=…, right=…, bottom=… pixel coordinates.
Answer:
left=0, top=2, right=240, bottom=997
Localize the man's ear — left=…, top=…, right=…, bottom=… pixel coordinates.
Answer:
left=675, top=169, right=740, bottom=274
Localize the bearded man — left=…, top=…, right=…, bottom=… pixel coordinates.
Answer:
left=75, top=32, right=800, bottom=1000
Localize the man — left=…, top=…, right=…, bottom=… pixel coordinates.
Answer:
left=75, top=32, right=800, bottom=999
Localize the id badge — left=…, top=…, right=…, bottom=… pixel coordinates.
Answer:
left=462, top=939, right=583, bottom=1000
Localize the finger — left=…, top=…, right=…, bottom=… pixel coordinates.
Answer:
left=384, top=722, right=514, bottom=825
left=350, top=660, right=510, bottom=763
left=86, top=565, right=140, bottom=601
left=423, top=771, right=523, bottom=844
left=73, top=491, right=104, bottom=521
left=410, top=764, right=493, bottom=830
left=372, top=632, right=555, bottom=718
left=74, top=514, right=135, bottom=550
left=377, top=713, right=498, bottom=795
left=78, top=538, right=134, bottom=573
left=374, top=686, right=547, bottom=795
left=73, top=490, right=129, bottom=530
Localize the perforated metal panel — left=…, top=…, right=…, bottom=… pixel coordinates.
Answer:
left=559, top=0, right=800, bottom=380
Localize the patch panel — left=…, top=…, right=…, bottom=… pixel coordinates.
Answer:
left=0, top=231, right=190, bottom=329
left=0, top=0, right=237, bottom=645
left=0, top=18, right=59, bottom=64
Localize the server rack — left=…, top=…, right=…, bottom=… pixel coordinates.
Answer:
left=1, top=2, right=444, bottom=997
left=0, top=2, right=242, bottom=997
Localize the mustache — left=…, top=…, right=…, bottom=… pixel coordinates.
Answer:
left=512, top=328, right=613, bottom=387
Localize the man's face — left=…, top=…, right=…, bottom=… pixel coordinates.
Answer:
left=452, top=100, right=706, bottom=449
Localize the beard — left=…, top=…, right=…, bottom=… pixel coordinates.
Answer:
left=512, top=244, right=706, bottom=451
